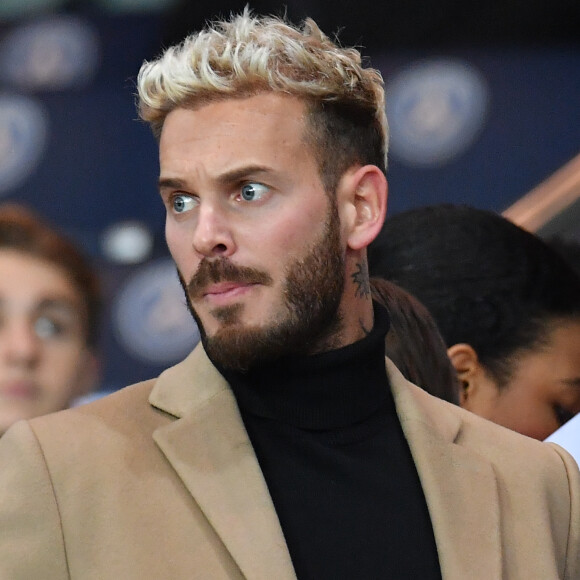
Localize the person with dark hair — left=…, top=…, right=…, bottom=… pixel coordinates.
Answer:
left=0, top=13, right=578, bottom=580
left=548, top=235, right=580, bottom=277
left=369, top=203, right=580, bottom=441
left=0, top=204, right=100, bottom=436
left=371, top=277, right=460, bottom=404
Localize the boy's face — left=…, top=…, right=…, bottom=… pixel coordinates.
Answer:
left=0, top=250, right=95, bottom=434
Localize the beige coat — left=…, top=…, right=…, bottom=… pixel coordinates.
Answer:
left=1, top=345, right=579, bottom=579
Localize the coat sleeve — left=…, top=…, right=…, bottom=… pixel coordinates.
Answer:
left=0, top=420, right=69, bottom=579
left=547, top=442, right=580, bottom=580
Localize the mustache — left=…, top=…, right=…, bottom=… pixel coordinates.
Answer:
left=187, top=258, right=273, bottom=299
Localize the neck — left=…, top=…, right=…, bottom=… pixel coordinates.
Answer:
left=336, top=255, right=375, bottom=345
left=215, top=301, right=391, bottom=429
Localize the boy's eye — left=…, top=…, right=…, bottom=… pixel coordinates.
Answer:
left=34, top=317, right=62, bottom=339
left=240, top=183, right=268, bottom=201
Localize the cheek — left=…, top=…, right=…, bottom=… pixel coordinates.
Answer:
left=165, top=222, right=195, bottom=279
left=265, top=205, right=330, bottom=259
left=492, top=389, right=558, bottom=440
left=38, top=345, right=85, bottom=393
left=165, top=221, right=181, bottom=257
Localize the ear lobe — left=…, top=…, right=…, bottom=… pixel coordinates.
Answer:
left=345, top=165, right=388, bottom=251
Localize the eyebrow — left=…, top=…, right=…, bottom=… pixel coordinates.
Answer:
left=31, top=299, right=84, bottom=326
left=158, top=165, right=273, bottom=193
left=214, top=165, right=272, bottom=186
left=36, top=298, right=79, bottom=314
left=0, top=297, right=79, bottom=313
left=562, top=377, right=580, bottom=388
left=158, top=177, right=186, bottom=192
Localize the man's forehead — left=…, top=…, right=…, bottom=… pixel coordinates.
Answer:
left=160, top=93, right=307, bottom=141
left=158, top=94, right=315, bottom=184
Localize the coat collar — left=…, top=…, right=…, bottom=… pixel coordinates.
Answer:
left=387, top=360, right=502, bottom=579
left=150, top=346, right=501, bottom=580
left=150, top=345, right=297, bottom=579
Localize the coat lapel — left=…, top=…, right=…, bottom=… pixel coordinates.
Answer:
left=387, top=360, right=503, bottom=580
left=150, top=347, right=296, bottom=580
left=148, top=347, right=503, bottom=580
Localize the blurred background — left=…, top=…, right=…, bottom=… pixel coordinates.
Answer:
left=0, top=0, right=578, bottom=393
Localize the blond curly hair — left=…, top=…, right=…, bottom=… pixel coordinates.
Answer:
left=137, top=10, right=388, bottom=191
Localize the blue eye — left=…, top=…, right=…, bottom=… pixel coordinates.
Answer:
left=34, top=317, right=62, bottom=339
left=172, top=194, right=196, bottom=214
left=240, top=183, right=268, bottom=202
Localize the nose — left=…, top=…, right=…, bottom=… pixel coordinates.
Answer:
left=2, top=319, right=41, bottom=368
left=191, top=203, right=236, bottom=258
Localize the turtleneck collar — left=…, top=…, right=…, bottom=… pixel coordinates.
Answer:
left=212, top=303, right=392, bottom=430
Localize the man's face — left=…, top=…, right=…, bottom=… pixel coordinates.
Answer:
left=159, top=93, right=348, bottom=370
left=0, top=250, right=95, bottom=434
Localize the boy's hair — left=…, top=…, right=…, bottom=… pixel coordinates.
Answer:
left=137, top=10, right=388, bottom=194
left=0, top=204, right=100, bottom=347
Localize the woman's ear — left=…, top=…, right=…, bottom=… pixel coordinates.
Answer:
left=447, top=343, right=488, bottom=408
left=342, top=165, right=388, bottom=251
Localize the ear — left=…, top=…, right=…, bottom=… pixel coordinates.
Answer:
left=447, top=343, right=483, bottom=408
left=341, top=165, right=388, bottom=251
left=447, top=343, right=498, bottom=411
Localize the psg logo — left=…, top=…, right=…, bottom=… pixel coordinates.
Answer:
left=0, top=15, right=100, bottom=91
left=386, top=59, right=489, bottom=167
left=0, top=94, right=47, bottom=194
left=114, top=258, right=200, bottom=365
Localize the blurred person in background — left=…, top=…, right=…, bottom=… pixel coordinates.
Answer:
left=0, top=204, right=100, bottom=436
left=369, top=203, right=580, bottom=440
left=370, top=277, right=460, bottom=404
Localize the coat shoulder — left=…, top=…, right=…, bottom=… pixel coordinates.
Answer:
left=407, top=378, right=579, bottom=483
left=0, top=378, right=170, bottom=473
left=35, top=378, right=164, bottom=433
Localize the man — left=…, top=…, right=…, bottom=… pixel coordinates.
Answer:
left=0, top=204, right=99, bottom=436
left=0, top=12, right=578, bottom=579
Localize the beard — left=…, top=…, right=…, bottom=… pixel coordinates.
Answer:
left=179, top=200, right=345, bottom=371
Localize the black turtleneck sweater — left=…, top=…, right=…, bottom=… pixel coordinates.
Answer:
left=215, top=305, right=441, bottom=580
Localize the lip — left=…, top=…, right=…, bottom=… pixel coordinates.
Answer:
left=0, top=380, right=37, bottom=400
left=202, top=282, right=258, bottom=305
